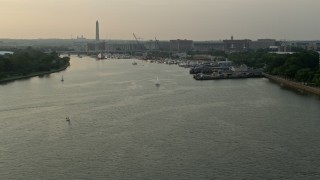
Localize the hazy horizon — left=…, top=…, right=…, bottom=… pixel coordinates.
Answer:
left=1, top=0, right=319, bottom=41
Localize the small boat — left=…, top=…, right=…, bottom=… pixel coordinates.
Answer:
left=155, top=77, right=160, bottom=87
left=97, top=53, right=105, bottom=60
left=61, top=75, right=64, bottom=82
left=132, top=61, right=137, bottom=65
left=66, top=116, right=71, bottom=125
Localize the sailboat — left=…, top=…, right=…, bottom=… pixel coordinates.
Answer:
left=61, top=75, right=64, bottom=82
left=155, top=77, right=160, bottom=87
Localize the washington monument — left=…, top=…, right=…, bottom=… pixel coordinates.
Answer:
left=96, top=20, right=99, bottom=41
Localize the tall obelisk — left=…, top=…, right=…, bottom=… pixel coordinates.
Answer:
left=96, top=20, right=100, bottom=41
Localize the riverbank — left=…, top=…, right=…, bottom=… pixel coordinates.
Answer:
left=0, top=62, right=70, bottom=84
left=263, top=73, right=320, bottom=96
left=193, top=73, right=263, bottom=80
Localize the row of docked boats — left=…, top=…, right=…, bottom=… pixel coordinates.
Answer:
left=144, top=58, right=264, bottom=81
left=190, top=63, right=263, bottom=80
left=193, top=72, right=263, bottom=80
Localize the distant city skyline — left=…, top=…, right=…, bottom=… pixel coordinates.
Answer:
left=0, top=0, right=320, bottom=41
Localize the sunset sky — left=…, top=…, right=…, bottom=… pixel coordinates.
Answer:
left=0, top=0, right=319, bottom=40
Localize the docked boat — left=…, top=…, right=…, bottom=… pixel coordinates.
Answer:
left=97, top=53, right=105, bottom=60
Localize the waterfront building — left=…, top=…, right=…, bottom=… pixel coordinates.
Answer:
left=87, top=41, right=105, bottom=51
left=105, top=40, right=141, bottom=52
left=288, top=41, right=320, bottom=51
left=170, top=39, right=193, bottom=52
left=155, top=41, right=170, bottom=51
left=249, top=39, right=276, bottom=50
left=223, top=36, right=251, bottom=52
left=143, top=40, right=158, bottom=50
left=97, top=41, right=105, bottom=51
left=278, top=42, right=292, bottom=52
left=294, top=41, right=309, bottom=49
left=140, top=40, right=170, bottom=51
left=307, top=43, right=319, bottom=51
left=193, top=41, right=224, bottom=51
left=87, top=43, right=95, bottom=51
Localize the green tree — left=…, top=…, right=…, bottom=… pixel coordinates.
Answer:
left=296, top=68, right=313, bottom=84
left=0, top=48, right=70, bottom=80
left=312, top=73, right=320, bottom=86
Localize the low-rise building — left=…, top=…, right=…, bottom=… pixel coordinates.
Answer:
left=193, top=41, right=224, bottom=51
left=223, top=36, right=251, bottom=52
left=249, top=39, right=276, bottom=50
left=170, top=39, right=193, bottom=52
left=105, top=41, right=141, bottom=52
left=87, top=41, right=105, bottom=51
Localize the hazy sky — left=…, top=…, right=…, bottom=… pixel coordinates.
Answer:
left=0, top=0, right=319, bottom=40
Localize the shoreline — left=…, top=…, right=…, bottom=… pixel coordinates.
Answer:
left=263, top=73, right=320, bottom=96
left=0, top=62, right=70, bottom=84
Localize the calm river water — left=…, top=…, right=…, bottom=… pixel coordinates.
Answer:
left=1, top=56, right=320, bottom=179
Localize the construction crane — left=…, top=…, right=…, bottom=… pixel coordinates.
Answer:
left=133, top=33, right=146, bottom=51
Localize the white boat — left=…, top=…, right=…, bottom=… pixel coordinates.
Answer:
left=132, top=61, right=137, bottom=65
left=155, top=77, right=160, bottom=87
left=97, top=53, right=105, bottom=60
left=97, top=53, right=102, bottom=60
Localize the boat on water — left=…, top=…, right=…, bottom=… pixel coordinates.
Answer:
left=132, top=61, right=137, bottom=65
left=61, top=75, right=64, bottom=82
left=97, top=53, right=105, bottom=60
left=66, top=116, right=71, bottom=125
left=155, top=77, right=160, bottom=87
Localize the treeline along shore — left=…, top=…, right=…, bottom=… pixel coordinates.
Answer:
left=0, top=48, right=70, bottom=84
left=228, top=49, right=320, bottom=85
left=263, top=73, right=320, bottom=96
left=226, top=49, right=320, bottom=96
